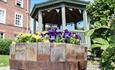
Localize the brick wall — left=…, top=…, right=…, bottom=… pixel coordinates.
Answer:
left=0, top=0, right=30, bottom=39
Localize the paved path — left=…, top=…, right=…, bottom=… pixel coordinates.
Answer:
left=86, top=61, right=101, bottom=70
left=0, top=67, right=9, bottom=70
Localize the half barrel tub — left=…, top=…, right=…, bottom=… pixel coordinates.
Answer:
left=10, top=42, right=87, bottom=70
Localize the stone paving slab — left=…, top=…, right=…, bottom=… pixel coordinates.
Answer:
left=86, top=61, right=101, bottom=70
left=0, top=67, right=9, bottom=70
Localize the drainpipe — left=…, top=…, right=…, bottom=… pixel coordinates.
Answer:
left=26, top=0, right=30, bottom=33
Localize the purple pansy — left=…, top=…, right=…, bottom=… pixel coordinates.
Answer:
left=64, top=32, right=71, bottom=39
left=76, top=34, right=81, bottom=40
left=57, top=32, right=62, bottom=36
left=39, top=33, right=45, bottom=37
left=70, top=32, right=74, bottom=37
left=48, top=28, right=53, bottom=33
left=49, top=35, right=55, bottom=42
left=64, top=29, right=69, bottom=33
left=49, top=32, right=56, bottom=42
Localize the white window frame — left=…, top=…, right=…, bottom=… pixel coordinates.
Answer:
left=3, top=0, right=7, bottom=2
left=1, top=0, right=7, bottom=2
left=14, top=13, right=23, bottom=27
left=16, top=0, right=23, bottom=8
left=0, top=32, right=5, bottom=39
left=0, top=8, right=6, bottom=24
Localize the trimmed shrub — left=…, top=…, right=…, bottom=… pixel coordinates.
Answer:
left=0, top=38, right=12, bottom=55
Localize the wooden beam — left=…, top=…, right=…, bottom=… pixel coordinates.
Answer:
left=38, top=11, right=43, bottom=31
left=61, top=5, right=66, bottom=30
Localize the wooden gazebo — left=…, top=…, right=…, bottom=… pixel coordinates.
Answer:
left=30, top=0, right=90, bottom=47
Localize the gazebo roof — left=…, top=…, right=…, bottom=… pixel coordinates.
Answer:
left=30, top=0, right=89, bottom=18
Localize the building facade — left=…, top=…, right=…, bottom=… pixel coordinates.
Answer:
left=0, top=0, right=30, bottom=39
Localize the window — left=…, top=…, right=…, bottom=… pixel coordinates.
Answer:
left=14, top=34, right=18, bottom=38
left=15, top=13, right=23, bottom=27
left=0, top=9, right=6, bottom=23
left=16, top=0, right=23, bottom=7
left=1, top=0, right=7, bottom=2
left=0, top=32, right=4, bottom=38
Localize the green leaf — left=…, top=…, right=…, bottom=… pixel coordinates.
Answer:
left=85, top=29, right=95, bottom=36
left=100, top=45, right=110, bottom=50
left=91, top=44, right=102, bottom=48
left=92, top=38, right=110, bottom=50
left=94, top=21, right=102, bottom=28
left=92, top=44, right=109, bottom=50
left=93, top=38, right=109, bottom=45
left=109, top=35, right=115, bottom=46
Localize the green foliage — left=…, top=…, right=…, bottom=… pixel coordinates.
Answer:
left=0, top=38, right=12, bottom=55
left=101, top=46, right=115, bottom=70
left=67, top=37, right=80, bottom=45
left=92, top=38, right=109, bottom=50
left=108, top=35, right=115, bottom=46
left=87, top=0, right=115, bottom=50
left=87, top=0, right=115, bottom=69
left=0, top=55, right=9, bottom=67
left=55, top=36, right=63, bottom=43
left=55, top=36, right=80, bottom=45
left=87, top=0, right=115, bottom=28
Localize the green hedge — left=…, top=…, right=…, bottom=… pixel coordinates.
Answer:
left=0, top=38, right=12, bottom=55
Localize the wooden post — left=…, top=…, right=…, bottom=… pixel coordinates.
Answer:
left=83, top=10, right=89, bottom=30
left=83, top=10, right=90, bottom=47
left=61, top=5, right=66, bottom=30
left=33, top=19, right=36, bottom=34
left=38, top=11, right=43, bottom=31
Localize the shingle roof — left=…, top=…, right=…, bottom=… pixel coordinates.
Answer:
left=31, top=0, right=89, bottom=18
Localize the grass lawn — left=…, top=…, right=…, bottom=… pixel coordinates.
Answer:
left=0, top=55, right=9, bottom=67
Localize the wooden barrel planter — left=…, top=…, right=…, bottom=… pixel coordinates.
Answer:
left=10, top=42, right=87, bottom=70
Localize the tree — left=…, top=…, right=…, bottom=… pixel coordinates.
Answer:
left=86, top=0, right=115, bottom=50
left=87, top=0, right=115, bottom=69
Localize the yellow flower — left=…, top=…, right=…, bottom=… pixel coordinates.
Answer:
left=21, top=34, right=31, bottom=37
left=12, top=41, right=16, bottom=45
left=34, top=35, right=41, bottom=40
left=43, top=40, right=50, bottom=43
left=42, top=31, right=47, bottom=34
left=36, top=32, right=41, bottom=35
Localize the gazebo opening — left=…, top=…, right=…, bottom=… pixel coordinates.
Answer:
left=43, top=8, right=83, bottom=30
left=35, top=7, right=83, bottom=31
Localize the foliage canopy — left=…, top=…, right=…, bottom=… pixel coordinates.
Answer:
left=87, top=0, right=115, bottom=69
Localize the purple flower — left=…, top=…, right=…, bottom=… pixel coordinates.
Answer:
left=53, top=28, right=57, bottom=32
left=48, top=28, right=53, bottom=33
left=64, top=29, right=69, bottom=33
left=49, top=35, right=55, bottom=42
left=76, top=34, right=81, bottom=40
left=64, top=32, right=71, bottom=39
left=48, top=28, right=57, bottom=36
left=49, top=32, right=56, bottom=42
left=39, top=33, right=44, bottom=37
left=57, top=32, right=62, bottom=36
left=70, top=32, right=74, bottom=37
